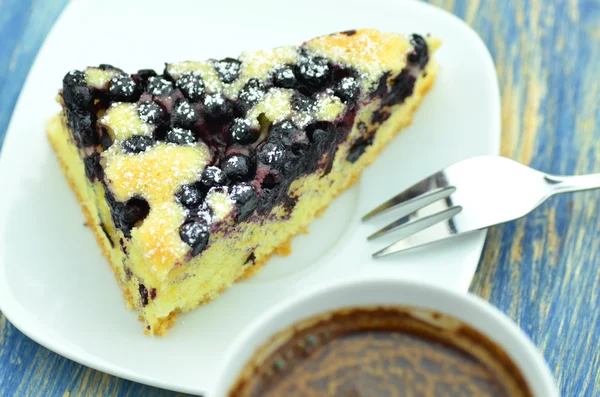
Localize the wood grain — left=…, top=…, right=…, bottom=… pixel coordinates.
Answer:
left=0, top=0, right=599, bottom=395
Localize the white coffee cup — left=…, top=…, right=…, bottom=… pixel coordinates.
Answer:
left=213, top=276, right=559, bottom=396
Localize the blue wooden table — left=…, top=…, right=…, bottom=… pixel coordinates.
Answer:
left=1, top=0, right=599, bottom=395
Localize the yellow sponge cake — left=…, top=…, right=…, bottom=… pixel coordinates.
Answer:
left=47, top=29, right=439, bottom=335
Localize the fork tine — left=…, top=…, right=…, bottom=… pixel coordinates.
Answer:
left=362, top=171, right=450, bottom=221
left=373, top=230, right=476, bottom=258
left=364, top=186, right=455, bottom=230
left=371, top=206, right=463, bottom=257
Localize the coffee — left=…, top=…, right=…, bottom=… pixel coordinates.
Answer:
left=229, top=307, right=532, bottom=397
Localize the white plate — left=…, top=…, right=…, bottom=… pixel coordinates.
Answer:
left=0, top=0, right=499, bottom=395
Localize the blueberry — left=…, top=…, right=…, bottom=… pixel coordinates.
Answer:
left=62, top=70, right=85, bottom=87
left=270, top=121, right=307, bottom=150
left=230, top=183, right=258, bottom=222
left=136, top=69, right=158, bottom=90
left=214, top=58, right=241, bottom=84
left=408, top=34, right=428, bottom=68
left=238, top=79, right=265, bottom=112
left=172, top=99, right=199, bottom=128
left=177, top=72, right=205, bottom=101
left=273, top=66, right=296, bottom=88
left=334, top=77, right=360, bottom=103
left=222, top=154, right=255, bottom=182
left=298, top=56, right=330, bottom=88
left=180, top=220, right=210, bottom=256
left=229, top=118, right=258, bottom=145
left=291, top=92, right=316, bottom=112
left=108, top=74, right=139, bottom=102
left=65, top=108, right=97, bottom=147
left=116, top=197, right=150, bottom=236
left=62, top=70, right=93, bottom=109
left=166, top=127, right=196, bottom=145
left=147, top=76, right=174, bottom=96
left=176, top=184, right=204, bottom=208
left=203, top=93, right=231, bottom=118
left=257, top=141, right=286, bottom=169
left=200, top=166, right=228, bottom=188
left=270, top=120, right=297, bottom=139
left=137, top=101, right=165, bottom=125
left=310, top=128, right=329, bottom=145
left=122, top=135, right=154, bottom=153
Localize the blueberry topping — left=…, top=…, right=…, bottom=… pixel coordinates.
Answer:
left=99, top=127, right=113, bottom=151
left=334, top=77, right=360, bottom=103
left=203, top=93, right=231, bottom=118
left=270, top=120, right=297, bottom=139
left=298, top=56, right=330, bottom=88
left=137, top=101, right=165, bottom=125
left=257, top=141, right=286, bottom=169
left=176, top=184, right=204, bottom=208
left=180, top=220, right=210, bottom=256
left=222, top=154, right=255, bottom=182
left=238, top=79, right=265, bottom=112
left=108, top=74, right=139, bottom=102
left=136, top=69, right=158, bottom=90
left=230, top=183, right=258, bottom=222
left=172, top=99, right=199, bottom=128
left=310, top=128, right=329, bottom=145
left=122, top=135, right=154, bottom=153
left=177, top=72, right=205, bottom=101
left=147, top=76, right=174, bottom=97
left=291, top=92, right=316, bottom=112
left=62, top=70, right=93, bottom=109
left=270, top=121, right=308, bottom=150
left=408, top=34, right=428, bottom=68
left=214, top=58, right=241, bottom=84
left=200, top=166, right=228, bottom=188
left=83, top=153, right=101, bottom=182
left=166, top=127, right=196, bottom=145
left=273, top=66, right=297, bottom=88
left=136, top=69, right=157, bottom=80
left=229, top=118, right=258, bottom=144
left=65, top=108, right=97, bottom=147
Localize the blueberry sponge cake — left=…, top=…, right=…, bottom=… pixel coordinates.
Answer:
left=47, top=29, right=439, bottom=335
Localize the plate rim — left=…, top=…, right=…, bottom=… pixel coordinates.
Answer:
left=0, top=0, right=500, bottom=394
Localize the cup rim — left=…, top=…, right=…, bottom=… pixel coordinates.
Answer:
left=213, top=275, right=559, bottom=397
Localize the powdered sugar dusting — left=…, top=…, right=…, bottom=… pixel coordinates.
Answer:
left=104, top=143, right=210, bottom=203
left=100, top=103, right=152, bottom=140
left=305, top=29, right=411, bottom=86
left=134, top=201, right=189, bottom=278
left=205, top=187, right=234, bottom=221
left=167, top=61, right=222, bottom=93
left=85, top=67, right=117, bottom=89
left=247, top=88, right=292, bottom=127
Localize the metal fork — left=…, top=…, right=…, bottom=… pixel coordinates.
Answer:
left=363, top=156, right=600, bottom=258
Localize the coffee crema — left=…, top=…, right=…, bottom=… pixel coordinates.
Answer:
left=229, top=307, right=533, bottom=397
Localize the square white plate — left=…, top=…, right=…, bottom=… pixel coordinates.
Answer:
left=0, top=0, right=499, bottom=394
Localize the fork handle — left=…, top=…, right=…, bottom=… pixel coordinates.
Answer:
left=545, top=173, right=600, bottom=195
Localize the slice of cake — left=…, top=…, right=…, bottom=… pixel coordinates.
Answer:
left=47, top=29, right=439, bottom=335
